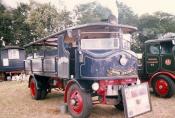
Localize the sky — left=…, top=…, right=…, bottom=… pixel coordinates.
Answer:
left=1, top=0, right=175, bottom=16
left=118, top=0, right=175, bottom=15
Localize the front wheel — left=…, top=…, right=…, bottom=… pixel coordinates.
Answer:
left=152, top=75, right=175, bottom=98
left=67, top=84, right=92, bottom=118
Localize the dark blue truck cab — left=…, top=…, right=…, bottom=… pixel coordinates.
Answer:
left=0, top=46, right=25, bottom=80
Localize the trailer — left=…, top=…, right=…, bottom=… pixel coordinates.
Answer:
left=24, top=18, right=151, bottom=118
left=0, top=46, right=25, bottom=81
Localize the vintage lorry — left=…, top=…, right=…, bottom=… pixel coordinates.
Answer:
left=0, top=46, right=25, bottom=81
left=24, top=17, right=152, bottom=117
left=139, top=37, right=175, bottom=98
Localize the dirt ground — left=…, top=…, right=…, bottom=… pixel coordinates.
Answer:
left=0, top=81, right=175, bottom=118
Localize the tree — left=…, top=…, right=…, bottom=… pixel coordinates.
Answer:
left=116, top=1, right=139, bottom=52
left=11, top=4, right=32, bottom=46
left=0, top=2, right=32, bottom=47
left=0, top=2, right=13, bottom=47
left=117, top=1, right=138, bottom=26
left=136, top=12, right=175, bottom=52
left=75, top=2, right=112, bottom=24
left=57, top=9, right=73, bottom=29
left=26, top=2, right=73, bottom=39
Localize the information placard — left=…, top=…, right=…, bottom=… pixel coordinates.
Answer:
left=3, top=58, right=9, bottom=66
left=122, top=83, right=152, bottom=118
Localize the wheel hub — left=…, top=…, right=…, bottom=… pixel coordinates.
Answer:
left=159, top=85, right=163, bottom=89
left=156, top=79, right=168, bottom=95
left=70, top=99, right=76, bottom=106
left=69, top=90, right=83, bottom=114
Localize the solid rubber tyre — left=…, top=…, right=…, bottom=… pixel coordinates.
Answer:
left=152, top=75, right=175, bottom=98
left=41, top=89, right=47, bottom=99
left=67, top=84, right=92, bottom=118
left=29, top=78, right=42, bottom=100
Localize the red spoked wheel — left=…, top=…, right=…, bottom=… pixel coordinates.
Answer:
left=153, top=75, right=175, bottom=98
left=69, top=90, right=83, bottom=114
left=29, top=78, right=41, bottom=100
left=155, top=79, right=168, bottom=96
left=67, top=84, right=92, bottom=118
left=30, top=79, right=36, bottom=97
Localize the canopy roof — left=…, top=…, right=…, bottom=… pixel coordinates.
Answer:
left=24, top=23, right=137, bottom=48
left=145, top=38, right=175, bottom=44
left=1, top=46, right=24, bottom=50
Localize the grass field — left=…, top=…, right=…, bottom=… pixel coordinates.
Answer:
left=0, top=81, right=175, bottom=118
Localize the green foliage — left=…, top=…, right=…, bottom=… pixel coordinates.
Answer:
left=0, top=1, right=73, bottom=48
left=26, top=3, right=59, bottom=38
left=136, top=12, right=175, bottom=52
left=26, top=2, right=73, bottom=39
left=75, top=2, right=112, bottom=24
left=0, top=3, right=13, bottom=47
left=0, top=3, right=32, bottom=47
left=11, top=4, right=32, bottom=46
left=117, top=1, right=139, bottom=26
left=57, top=9, right=73, bottom=29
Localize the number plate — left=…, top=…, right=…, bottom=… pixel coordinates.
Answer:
left=107, top=85, right=118, bottom=96
left=106, top=85, right=127, bottom=96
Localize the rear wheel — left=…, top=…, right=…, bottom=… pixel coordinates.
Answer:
left=152, top=75, right=175, bottom=98
left=30, top=78, right=42, bottom=100
left=41, top=89, right=47, bottom=99
left=67, top=84, right=92, bottom=118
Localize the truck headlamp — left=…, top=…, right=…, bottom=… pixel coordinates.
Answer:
left=120, top=55, right=128, bottom=66
left=92, top=82, right=99, bottom=91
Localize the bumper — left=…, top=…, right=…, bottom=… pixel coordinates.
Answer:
left=93, top=78, right=137, bottom=105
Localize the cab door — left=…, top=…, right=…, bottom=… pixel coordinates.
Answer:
left=161, top=41, right=175, bottom=71
left=145, top=43, right=160, bottom=74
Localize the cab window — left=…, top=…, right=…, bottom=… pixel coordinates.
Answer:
left=148, top=44, right=160, bottom=54
left=160, top=41, right=173, bottom=54
left=122, top=34, right=131, bottom=50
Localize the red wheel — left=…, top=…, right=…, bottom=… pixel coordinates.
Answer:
left=30, top=79, right=36, bottom=97
left=155, top=79, right=168, bottom=96
left=153, top=75, right=175, bottom=98
left=67, top=84, right=92, bottom=118
left=69, top=89, right=83, bottom=113
left=29, top=78, right=41, bottom=100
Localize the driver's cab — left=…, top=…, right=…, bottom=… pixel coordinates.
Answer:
left=139, top=38, right=175, bottom=81
left=67, top=24, right=138, bottom=80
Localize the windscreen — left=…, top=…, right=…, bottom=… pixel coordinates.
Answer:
left=122, top=34, right=132, bottom=50
left=81, top=38, right=119, bottom=50
left=8, top=49, right=19, bottom=59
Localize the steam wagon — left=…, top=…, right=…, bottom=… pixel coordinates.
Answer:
left=139, top=37, right=175, bottom=98
left=24, top=19, right=151, bottom=118
left=0, top=46, right=25, bottom=81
